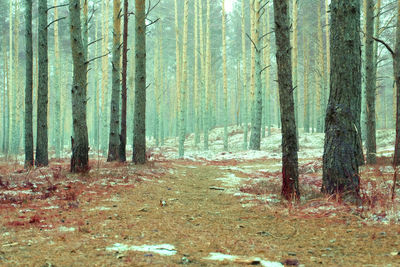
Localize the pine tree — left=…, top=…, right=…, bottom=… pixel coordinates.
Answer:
left=273, top=0, right=299, bottom=200
left=322, top=0, right=362, bottom=202
left=69, top=0, right=90, bottom=172
left=133, top=0, right=147, bottom=164
left=107, top=0, right=122, bottom=161
left=36, top=0, right=49, bottom=166
left=24, top=0, right=33, bottom=167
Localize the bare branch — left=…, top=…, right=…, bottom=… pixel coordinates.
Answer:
left=85, top=52, right=111, bottom=65
left=373, top=36, right=394, bottom=56
left=246, top=33, right=258, bottom=52
left=46, top=17, right=67, bottom=29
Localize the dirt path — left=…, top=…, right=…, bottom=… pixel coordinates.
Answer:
left=1, top=160, right=400, bottom=266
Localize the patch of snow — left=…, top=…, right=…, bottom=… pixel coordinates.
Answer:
left=106, top=243, right=177, bottom=256
left=42, top=206, right=59, bottom=210
left=58, top=226, right=76, bottom=232
left=203, top=252, right=283, bottom=267
left=91, top=206, right=111, bottom=211
left=216, top=173, right=250, bottom=187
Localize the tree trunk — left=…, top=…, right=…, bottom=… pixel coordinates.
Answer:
left=365, top=0, right=377, bottom=164
left=107, top=0, right=122, bottom=162
left=249, top=0, right=262, bottom=151
left=178, top=0, right=189, bottom=158
left=393, top=0, right=400, bottom=166
left=36, top=0, right=49, bottom=166
left=273, top=0, right=300, bottom=201
left=133, top=0, right=146, bottom=164
left=69, top=0, right=89, bottom=172
left=204, top=0, right=211, bottom=150
left=322, top=0, right=362, bottom=202
left=241, top=0, right=248, bottom=150
left=53, top=0, right=62, bottom=158
left=194, top=0, right=200, bottom=145
left=24, top=0, right=33, bottom=167
left=120, top=0, right=129, bottom=162
left=222, top=0, right=228, bottom=151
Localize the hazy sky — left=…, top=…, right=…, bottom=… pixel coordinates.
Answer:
left=225, top=0, right=236, bottom=13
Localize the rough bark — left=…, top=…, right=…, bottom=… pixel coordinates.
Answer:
left=107, top=0, right=122, bottom=162
left=365, top=0, right=377, bottom=164
left=273, top=0, right=300, bottom=201
left=249, top=0, right=262, bottom=151
left=120, top=0, right=129, bottom=162
left=24, top=0, right=33, bottom=167
left=69, top=0, right=89, bottom=172
left=133, top=0, right=146, bottom=164
left=36, top=0, right=49, bottom=166
left=322, top=0, right=362, bottom=202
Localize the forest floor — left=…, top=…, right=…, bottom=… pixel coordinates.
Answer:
left=1, top=127, right=400, bottom=266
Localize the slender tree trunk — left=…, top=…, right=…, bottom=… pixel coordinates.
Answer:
left=178, top=0, right=189, bottom=158
left=292, top=0, right=299, bottom=138
left=194, top=0, right=200, bottom=145
left=273, top=0, right=300, bottom=201
left=36, top=0, right=49, bottom=166
left=204, top=0, right=211, bottom=150
left=316, top=3, right=325, bottom=133
left=222, top=0, right=229, bottom=151
left=69, top=0, right=89, bottom=172
left=249, top=0, right=263, bottom=151
left=54, top=0, right=62, bottom=158
left=393, top=0, right=400, bottom=166
left=24, top=0, right=33, bottom=167
left=120, top=0, right=129, bottom=162
left=133, top=0, right=146, bottom=164
left=303, top=32, right=310, bottom=134
left=107, top=0, right=122, bottom=161
left=365, top=0, right=377, bottom=164
left=241, top=0, right=248, bottom=150
left=322, top=0, right=362, bottom=202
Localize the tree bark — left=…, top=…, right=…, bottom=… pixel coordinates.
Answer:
left=107, top=0, right=122, bottom=162
left=273, top=0, right=300, bottom=201
left=322, top=0, right=362, bottom=202
left=36, top=0, right=49, bottom=166
left=120, top=0, right=129, bottom=162
left=365, top=0, right=377, bottom=164
left=24, top=0, right=33, bottom=167
left=133, top=0, right=146, bottom=164
left=69, top=0, right=89, bottom=172
left=249, top=0, right=262, bottom=151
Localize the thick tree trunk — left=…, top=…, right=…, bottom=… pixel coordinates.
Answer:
left=120, top=0, right=129, bottom=162
left=133, top=0, right=146, bottom=164
left=24, top=0, right=33, bottom=167
left=107, top=0, right=122, bottom=162
left=36, top=0, right=49, bottom=166
left=322, top=0, right=362, bottom=202
left=69, top=0, right=89, bottom=172
left=273, top=0, right=300, bottom=201
left=365, top=0, right=377, bottom=164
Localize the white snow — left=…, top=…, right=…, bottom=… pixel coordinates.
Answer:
left=203, top=252, right=283, bottom=267
left=216, top=173, right=250, bottom=187
left=58, top=226, right=76, bottom=232
left=106, top=243, right=177, bottom=256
